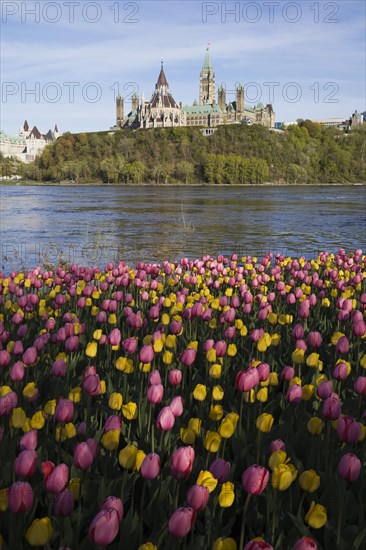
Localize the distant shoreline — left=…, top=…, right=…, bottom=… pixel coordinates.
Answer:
left=1, top=181, right=365, bottom=187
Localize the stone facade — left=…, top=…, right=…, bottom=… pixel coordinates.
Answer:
left=113, top=48, right=275, bottom=130
left=0, top=121, right=60, bottom=163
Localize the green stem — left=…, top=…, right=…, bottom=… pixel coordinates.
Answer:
left=239, top=493, right=251, bottom=550
left=337, top=481, right=345, bottom=547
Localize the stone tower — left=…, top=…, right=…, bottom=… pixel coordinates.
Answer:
left=131, top=93, right=139, bottom=112
left=236, top=84, right=244, bottom=115
left=199, top=46, right=215, bottom=105
left=116, top=96, right=124, bottom=127
left=218, top=85, right=226, bottom=112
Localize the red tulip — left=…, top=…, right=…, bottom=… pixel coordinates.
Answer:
left=168, top=507, right=196, bottom=538
left=8, top=481, right=33, bottom=512
left=241, top=465, right=269, bottom=495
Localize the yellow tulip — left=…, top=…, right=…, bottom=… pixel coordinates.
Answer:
left=134, top=450, right=147, bottom=471
left=204, top=431, right=222, bottom=453
left=122, top=402, right=138, bottom=420
left=213, top=537, right=237, bottom=550
left=23, top=383, right=37, bottom=399
left=218, top=419, right=235, bottom=439
left=30, top=411, right=45, bottom=430
left=153, top=338, right=164, bottom=353
left=218, top=482, right=235, bottom=508
left=209, top=363, right=222, bottom=379
left=11, top=407, right=26, bottom=429
left=196, top=470, right=218, bottom=493
left=306, top=353, right=320, bottom=368
left=209, top=405, right=224, bottom=421
left=307, top=417, right=323, bottom=435
left=256, top=413, right=274, bottom=433
left=165, top=335, right=176, bottom=348
left=0, top=489, right=8, bottom=512
left=268, top=372, right=279, bottom=386
left=305, top=502, right=327, bottom=528
left=26, top=517, right=52, bottom=546
left=115, top=357, right=134, bottom=373
left=227, top=344, right=237, bottom=356
left=162, top=350, right=173, bottom=365
left=69, top=478, right=81, bottom=500
left=188, top=418, right=201, bottom=435
left=44, top=399, right=57, bottom=415
left=256, top=387, right=268, bottom=402
left=272, top=464, right=293, bottom=491
left=101, top=430, right=120, bottom=451
left=193, top=384, right=207, bottom=401
left=109, top=392, right=123, bottom=411
left=138, top=543, right=158, bottom=550
left=206, top=348, right=217, bottom=362
left=299, top=470, right=320, bottom=493
left=302, top=384, right=314, bottom=400
left=268, top=450, right=287, bottom=471
left=180, top=427, right=196, bottom=444
left=85, top=342, right=97, bottom=358
left=212, top=385, right=224, bottom=401
left=118, top=444, right=138, bottom=469
left=292, top=348, right=305, bottom=364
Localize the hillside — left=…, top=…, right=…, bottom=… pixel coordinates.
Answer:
left=4, top=122, right=366, bottom=184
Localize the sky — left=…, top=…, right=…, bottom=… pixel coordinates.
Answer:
left=1, top=0, right=365, bottom=134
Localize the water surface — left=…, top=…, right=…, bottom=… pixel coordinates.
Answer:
left=1, top=185, right=365, bottom=271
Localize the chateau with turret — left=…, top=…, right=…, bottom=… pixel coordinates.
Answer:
left=0, top=121, right=59, bottom=163
left=113, top=48, right=275, bottom=131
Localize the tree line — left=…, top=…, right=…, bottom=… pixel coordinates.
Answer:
left=1, top=121, right=365, bottom=184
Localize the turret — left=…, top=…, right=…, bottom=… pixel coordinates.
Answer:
left=236, top=83, right=244, bottom=114
left=199, top=46, right=215, bottom=105
left=131, top=93, right=139, bottom=113
left=116, top=96, right=124, bottom=127
left=218, top=85, right=226, bottom=112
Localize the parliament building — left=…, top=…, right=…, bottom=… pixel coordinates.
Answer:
left=113, top=48, right=275, bottom=131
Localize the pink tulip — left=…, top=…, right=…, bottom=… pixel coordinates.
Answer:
left=103, top=415, right=122, bottom=433
left=20, top=430, right=38, bottom=451
left=140, top=453, right=161, bottom=480
left=354, top=377, right=366, bottom=396
left=14, top=450, right=38, bottom=477
left=55, top=399, right=74, bottom=423
left=352, top=320, right=366, bottom=337
left=171, top=447, right=195, bottom=480
left=147, top=384, right=164, bottom=404
left=236, top=368, right=260, bottom=392
left=88, top=508, right=120, bottom=545
left=292, top=324, right=304, bottom=340
left=257, top=363, right=270, bottom=382
left=317, top=381, right=333, bottom=400
left=122, top=337, right=138, bottom=354
left=180, top=348, right=197, bottom=367
left=286, top=384, right=303, bottom=404
left=333, top=361, right=349, bottom=381
left=0, top=350, right=11, bottom=367
left=281, top=366, right=295, bottom=382
left=73, top=442, right=95, bottom=470
left=83, top=371, right=101, bottom=396
left=10, top=361, right=25, bottom=381
left=0, top=392, right=18, bottom=415
left=170, top=396, right=184, bottom=417
left=52, top=358, right=67, bottom=377
left=337, top=416, right=361, bottom=444
left=336, top=336, right=349, bottom=354
left=13, top=340, right=24, bottom=355
left=100, top=496, right=123, bottom=521
left=168, top=507, right=196, bottom=538
left=214, top=340, right=227, bottom=357
left=186, top=484, right=209, bottom=511
left=54, top=489, right=74, bottom=516
left=322, top=393, right=341, bottom=420
left=148, top=370, right=162, bottom=386
left=209, top=458, right=231, bottom=483
left=139, top=344, right=155, bottom=364
left=241, top=465, right=269, bottom=495
left=293, top=537, right=318, bottom=550
left=65, top=335, right=79, bottom=352
left=269, top=439, right=286, bottom=453
left=307, top=332, right=322, bottom=348
left=8, top=481, right=33, bottom=512
left=244, top=540, right=274, bottom=550
left=338, top=453, right=361, bottom=481
left=156, top=406, right=175, bottom=431
left=45, top=463, right=69, bottom=494
left=168, top=369, right=182, bottom=386
left=22, top=347, right=38, bottom=366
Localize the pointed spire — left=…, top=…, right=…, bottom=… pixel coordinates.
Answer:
left=156, top=62, right=169, bottom=88
left=54, top=124, right=58, bottom=133
left=203, top=45, right=212, bottom=70
left=23, top=120, right=29, bottom=131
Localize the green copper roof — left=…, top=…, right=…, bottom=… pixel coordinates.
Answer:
left=203, top=47, right=212, bottom=70
left=0, top=131, right=26, bottom=144
left=183, top=104, right=222, bottom=114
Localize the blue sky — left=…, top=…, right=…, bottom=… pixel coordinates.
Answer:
left=1, top=0, right=365, bottom=134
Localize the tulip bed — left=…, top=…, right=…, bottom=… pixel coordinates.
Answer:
left=0, top=249, right=365, bottom=550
